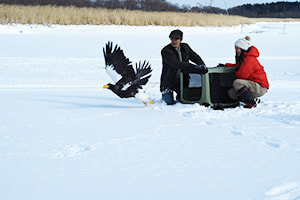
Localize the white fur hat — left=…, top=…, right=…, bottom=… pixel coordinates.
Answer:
left=235, top=36, right=251, bottom=51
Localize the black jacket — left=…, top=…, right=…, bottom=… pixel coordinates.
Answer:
left=160, top=43, right=205, bottom=92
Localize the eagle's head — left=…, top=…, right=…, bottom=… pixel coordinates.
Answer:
left=103, top=83, right=113, bottom=89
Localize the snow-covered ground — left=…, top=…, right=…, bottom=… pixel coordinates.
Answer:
left=1, top=22, right=300, bottom=200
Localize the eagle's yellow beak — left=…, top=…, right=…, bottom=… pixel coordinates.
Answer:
left=103, top=84, right=109, bottom=89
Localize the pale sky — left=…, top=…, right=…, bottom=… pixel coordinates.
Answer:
left=166, top=0, right=298, bottom=9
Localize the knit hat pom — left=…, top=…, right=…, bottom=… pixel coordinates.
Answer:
left=235, top=36, right=251, bottom=51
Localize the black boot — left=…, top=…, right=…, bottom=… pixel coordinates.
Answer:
left=237, top=86, right=257, bottom=108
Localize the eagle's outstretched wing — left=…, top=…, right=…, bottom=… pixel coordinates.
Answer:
left=126, top=61, right=152, bottom=93
left=133, top=60, right=152, bottom=87
left=103, top=41, right=135, bottom=83
left=135, top=61, right=152, bottom=80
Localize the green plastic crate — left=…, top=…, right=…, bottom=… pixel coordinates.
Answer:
left=179, top=66, right=239, bottom=108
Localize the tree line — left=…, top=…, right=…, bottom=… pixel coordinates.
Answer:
left=228, top=1, right=300, bottom=18
left=0, top=0, right=299, bottom=17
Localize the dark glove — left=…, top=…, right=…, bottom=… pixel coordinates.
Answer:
left=217, top=63, right=225, bottom=67
left=195, top=64, right=208, bottom=74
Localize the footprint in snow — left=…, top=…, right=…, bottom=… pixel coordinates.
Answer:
left=227, top=126, right=243, bottom=136
left=263, top=137, right=281, bottom=149
left=55, top=144, right=94, bottom=158
left=230, top=129, right=243, bottom=136
left=265, top=182, right=300, bottom=200
left=265, top=141, right=281, bottom=148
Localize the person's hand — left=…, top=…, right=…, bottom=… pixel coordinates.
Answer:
left=195, top=64, right=208, bottom=74
left=217, top=63, right=225, bottom=67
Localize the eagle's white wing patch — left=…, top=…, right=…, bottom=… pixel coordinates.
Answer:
left=121, top=82, right=131, bottom=91
left=105, top=64, right=122, bottom=84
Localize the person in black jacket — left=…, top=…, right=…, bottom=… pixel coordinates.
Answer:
left=160, top=29, right=208, bottom=105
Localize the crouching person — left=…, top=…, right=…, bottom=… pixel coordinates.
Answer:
left=160, top=29, right=208, bottom=105
left=221, top=36, right=269, bottom=108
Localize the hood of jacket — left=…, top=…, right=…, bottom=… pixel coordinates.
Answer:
left=244, top=46, right=259, bottom=58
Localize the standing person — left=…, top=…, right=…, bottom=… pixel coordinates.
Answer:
left=160, top=29, right=208, bottom=105
left=221, top=36, right=269, bottom=108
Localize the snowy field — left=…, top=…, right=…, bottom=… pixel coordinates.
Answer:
left=1, top=22, right=300, bottom=200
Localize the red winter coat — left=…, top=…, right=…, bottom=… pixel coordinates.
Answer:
left=225, top=46, right=269, bottom=89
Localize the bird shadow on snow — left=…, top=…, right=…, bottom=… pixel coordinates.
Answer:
left=33, top=95, right=143, bottom=109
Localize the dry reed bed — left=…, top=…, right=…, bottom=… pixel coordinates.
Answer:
left=0, top=4, right=299, bottom=26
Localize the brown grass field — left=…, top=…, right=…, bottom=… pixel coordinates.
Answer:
left=0, top=4, right=299, bottom=26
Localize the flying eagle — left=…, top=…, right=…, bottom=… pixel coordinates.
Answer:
left=102, top=41, right=154, bottom=106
